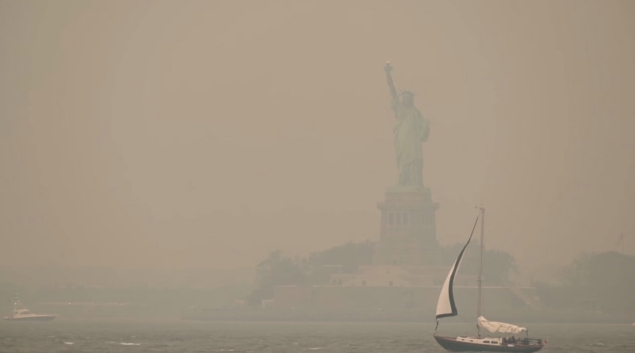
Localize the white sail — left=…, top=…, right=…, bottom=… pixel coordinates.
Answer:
left=435, top=260, right=459, bottom=318
left=477, top=316, right=527, bottom=334
left=435, top=216, right=479, bottom=319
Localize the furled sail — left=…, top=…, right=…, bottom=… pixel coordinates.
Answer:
left=435, top=216, right=479, bottom=319
left=477, top=316, right=527, bottom=334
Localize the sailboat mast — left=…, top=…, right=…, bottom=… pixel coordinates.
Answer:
left=476, top=207, right=485, bottom=336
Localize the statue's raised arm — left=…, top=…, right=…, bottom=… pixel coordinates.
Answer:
left=384, top=61, right=398, bottom=102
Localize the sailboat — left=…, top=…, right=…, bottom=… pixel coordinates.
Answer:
left=433, top=207, right=546, bottom=352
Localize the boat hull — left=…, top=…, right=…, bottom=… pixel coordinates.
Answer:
left=4, top=315, right=56, bottom=322
left=434, top=335, right=544, bottom=353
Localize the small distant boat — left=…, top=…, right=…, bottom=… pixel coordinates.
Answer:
left=4, top=295, right=56, bottom=321
left=433, top=207, right=546, bottom=352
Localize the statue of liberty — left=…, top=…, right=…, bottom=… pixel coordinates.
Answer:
left=384, top=61, right=430, bottom=189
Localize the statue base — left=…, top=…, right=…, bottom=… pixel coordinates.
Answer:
left=386, top=184, right=431, bottom=196
left=373, top=186, right=440, bottom=266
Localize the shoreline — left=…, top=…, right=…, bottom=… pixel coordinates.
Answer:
left=181, top=308, right=635, bottom=325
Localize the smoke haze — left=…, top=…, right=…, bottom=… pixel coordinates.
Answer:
left=1, top=0, right=634, bottom=284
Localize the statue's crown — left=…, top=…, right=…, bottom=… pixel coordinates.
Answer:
left=399, top=89, right=415, bottom=97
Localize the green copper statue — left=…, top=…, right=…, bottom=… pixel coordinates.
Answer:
left=384, top=61, right=430, bottom=189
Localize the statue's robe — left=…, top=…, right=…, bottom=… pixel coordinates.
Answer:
left=392, top=98, right=430, bottom=187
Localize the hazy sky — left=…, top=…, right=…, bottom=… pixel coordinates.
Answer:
left=1, top=0, right=634, bottom=282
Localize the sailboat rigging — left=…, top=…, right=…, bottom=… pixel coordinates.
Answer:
left=433, top=207, right=546, bottom=352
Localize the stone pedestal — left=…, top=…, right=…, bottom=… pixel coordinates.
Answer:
left=373, top=187, right=440, bottom=266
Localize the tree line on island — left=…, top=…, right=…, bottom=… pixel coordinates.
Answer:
left=245, top=240, right=517, bottom=305
left=246, top=241, right=635, bottom=317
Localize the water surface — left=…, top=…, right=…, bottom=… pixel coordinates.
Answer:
left=0, top=318, right=633, bottom=353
